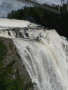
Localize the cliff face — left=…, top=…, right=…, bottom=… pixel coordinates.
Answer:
left=0, top=37, right=34, bottom=90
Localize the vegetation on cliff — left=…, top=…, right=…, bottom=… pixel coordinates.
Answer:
left=0, top=38, right=34, bottom=90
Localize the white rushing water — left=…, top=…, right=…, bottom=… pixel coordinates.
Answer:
left=0, top=19, right=68, bottom=90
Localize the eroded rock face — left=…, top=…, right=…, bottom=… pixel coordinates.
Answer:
left=0, top=37, right=34, bottom=90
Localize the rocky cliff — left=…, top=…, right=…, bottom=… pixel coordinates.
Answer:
left=0, top=37, right=34, bottom=90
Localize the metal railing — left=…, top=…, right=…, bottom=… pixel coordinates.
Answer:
left=17, top=0, right=61, bottom=15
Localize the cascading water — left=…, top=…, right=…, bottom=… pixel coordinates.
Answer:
left=0, top=19, right=68, bottom=90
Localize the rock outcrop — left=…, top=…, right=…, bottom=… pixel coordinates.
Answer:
left=0, top=37, right=34, bottom=90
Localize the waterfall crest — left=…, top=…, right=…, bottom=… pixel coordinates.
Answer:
left=0, top=19, right=68, bottom=90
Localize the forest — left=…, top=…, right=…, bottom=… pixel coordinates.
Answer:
left=8, top=4, right=68, bottom=38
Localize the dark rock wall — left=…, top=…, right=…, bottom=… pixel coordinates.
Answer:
left=0, top=37, right=34, bottom=90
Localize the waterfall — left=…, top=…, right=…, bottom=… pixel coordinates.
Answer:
left=0, top=19, right=68, bottom=90
left=13, top=30, right=68, bottom=90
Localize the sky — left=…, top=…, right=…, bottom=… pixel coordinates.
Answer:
left=0, top=0, right=30, bottom=17
left=0, top=0, right=67, bottom=17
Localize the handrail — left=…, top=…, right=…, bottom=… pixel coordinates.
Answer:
left=17, top=0, right=61, bottom=15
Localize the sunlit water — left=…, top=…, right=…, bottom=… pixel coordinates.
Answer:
left=0, top=19, right=68, bottom=90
